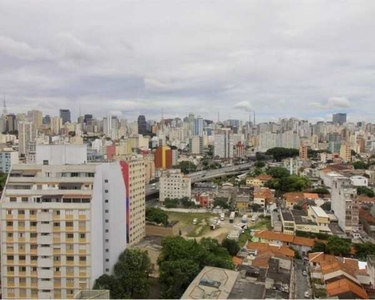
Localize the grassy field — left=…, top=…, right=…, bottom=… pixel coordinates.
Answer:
left=165, top=211, right=216, bottom=237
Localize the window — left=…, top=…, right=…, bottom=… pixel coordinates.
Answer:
left=31, top=256, right=38, bottom=261
left=20, top=266, right=26, bottom=272
left=80, top=257, right=86, bottom=262
left=106, top=268, right=109, bottom=272
left=31, top=221, right=37, bottom=227
left=66, top=222, right=73, bottom=227
left=104, top=179, right=108, bottom=183
left=18, top=221, right=25, bottom=227
left=105, top=190, right=108, bottom=193
left=53, top=256, right=60, bottom=261
left=67, top=256, right=74, bottom=261
left=6, top=221, right=12, bottom=226
left=43, top=160, right=49, bottom=165
left=66, top=244, right=73, bottom=250
left=55, top=267, right=60, bottom=272
left=30, top=233, right=37, bottom=238
left=7, top=255, right=14, bottom=260
left=7, top=210, right=12, bottom=215
left=21, top=197, right=28, bottom=202
left=66, top=233, right=74, bottom=239
left=105, top=199, right=108, bottom=203
left=105, top=210, right=109, bottom=213
left=10, top=197, right=16, bottom=202
left=66, top=210, right=73, bottom=215
left=54, top=210, right=60, bottom=215
left=18, top=210, right=25, bottom=215
left=105, top=258, right=109, bottom=262
left=19, top=255, right=26, bottom=261
left=105, top=219, right=109, bottom=223
left=53, top=222, right=59, bottom=227
left=7, top=266, right=14, bottom=272
left=79, top=221, right=85, bottom=228
left=80, top=233, right=86, bottom=239
left=30, top=210, right=36, bottom=215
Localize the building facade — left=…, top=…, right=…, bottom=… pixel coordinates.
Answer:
left=159, top=169, right=191, bottom=202
left=0, top=163, right=128, bottom=299
left=214, top=128, right=233, bottom=160
left=0, top=150, right=19, bottom=173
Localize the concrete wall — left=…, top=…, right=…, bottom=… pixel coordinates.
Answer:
left=146, top=221, right=180, bottom=237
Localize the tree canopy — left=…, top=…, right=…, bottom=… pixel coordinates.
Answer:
left=93, top=248, right=152, bottom=299
left=326, top=236, right=351, bottom=256
left=354, top=242, right=375, bottom=260
left=177, top=161, right=197, bottom=174
left=310, top=187, right=330, bottom=195
left=158, top=236, right=234, bottom=299
left=146, top=207, right=169, bottom=226
left=357, top=186, right=375, bottom=198
left=221, top=238, right=240, bottom=256
left=266, top=147, right=299, bottom=162
left=0, top=172, right=8, bottom=191
left=352, top=161, right=369, bottom=170
left=267, top=167, right=290, bottom=178
left=213, top=197, right=230, bottom=209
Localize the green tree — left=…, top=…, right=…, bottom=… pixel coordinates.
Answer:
left=180, top=197, right=196, bottom=208
left=267, top=167, right=290, bottom=178
left=311, top=241, right=327, bottom=253
left=93, top=274, right=125, bottom=299
left=0, top=172, right=8, bottom=191
left=266, top=147, right=299, bottom=161
left=221, top=238, right=240, bottom=256
left=94, top=249, right=152, bottom=299
left=326, top=236, right=351, bottom=256
left=213, top=198, right=230, bottom=209
left=158, top=236, right=234, bottom=298
left=357, top=186, right=375, bottom=198
left=352, top=161, right=368, bottom=170
left=250, top=203, right=262, bottom=212
left=159, top=259, right=200, bottom=299
left=354, top=242, right=375, bottom=260
left=255, top=161, right=265, bottom=168
left=146, top=207, right=169, bottom=226
left=293, top=204, right=303, bottom=210
left=310, top=187, right=330, bottom=194
left=178, top=161, right=197, bottom=174
left=164, top=198, right=178, bottom=208
left=320, top=201, right=331, bottom=211
left=113, top=249, right=152, bottom=299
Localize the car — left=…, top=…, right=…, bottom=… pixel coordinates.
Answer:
left=193, top=218, right=198, bottom=225
left=304, top=291, right=310, bottom=298
left=302, top=270, right=307, bottom=276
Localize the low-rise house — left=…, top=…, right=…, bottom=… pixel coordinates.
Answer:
left=253, top=187, right=275, bottom=210
left=280, top=208, right=320, bottom=234
left=308, top=205, right=331, bottom=233
left=309, top=252, right=369, bottom=299
left=283, top=192, right=320, bottom=209
left=246, top=174, right=272, bottom=187
left=252, top=230, right=316, bottom=256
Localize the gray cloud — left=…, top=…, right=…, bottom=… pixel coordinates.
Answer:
left=0, top=1, right=375, bottom=122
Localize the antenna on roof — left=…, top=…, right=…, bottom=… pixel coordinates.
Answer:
left=3, top=95, right=7, bottom=116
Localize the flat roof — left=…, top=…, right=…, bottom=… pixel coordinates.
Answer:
left=311, top=206, right=329, bottom=218
left=181, top=267, right=239, bottom=299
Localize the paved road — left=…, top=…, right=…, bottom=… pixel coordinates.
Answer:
left=295, top=259, right=310, bottom=299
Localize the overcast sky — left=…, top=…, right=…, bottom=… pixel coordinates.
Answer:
left=0, top=0, right=374, bottom=123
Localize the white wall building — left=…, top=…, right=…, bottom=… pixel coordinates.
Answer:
left=36, top=145, right=87, bottom=165
left=350, top=175, right=369, bottom=187
left=159, top=169, right=191, bottom=202
left=214, top=128, right=233, bottom=160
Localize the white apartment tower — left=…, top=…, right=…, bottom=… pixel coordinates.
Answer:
left=18, top=121, right=37, bottom=155
left=331, top=177, right=359, bottom=234
left=159, top=169, right=191, bottom=202
left=214, top=128, right=233, bottom=160
left=189, top=136, right=203, bottom=155
left=0, top=163, right=128, bottom=299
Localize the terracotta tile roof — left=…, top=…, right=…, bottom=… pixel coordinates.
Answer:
left=254, top=230, right=316, bottom=247
left=308, top=252, right=336, bottom=264
left=246, top=242, right=295, bottom=258
left=252, top=252, right=273, bottom=268
left=256, top=174, right=272, bottom=181
left=232, top=256, right=243, bottom=266
left=360, top=208, right=375, bottom=225
left=302, top=193, right=319, bottom=199
left=358, top=196, right=375, bottom=203
left=326, top=278, right=368, bottom=299
left=283, top=192, right=305, bottom=203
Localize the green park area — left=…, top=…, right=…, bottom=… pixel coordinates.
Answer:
left=165, top=211, right=216, bottom=237
left=238, top=216, right=272, bottom=248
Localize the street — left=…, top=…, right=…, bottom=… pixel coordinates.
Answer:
left=294, top=259, right=310, bottom=299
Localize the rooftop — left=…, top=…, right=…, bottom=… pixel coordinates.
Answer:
left=310, top=205, right=329, bottom=218
left=181, top=267, right=239, bottom=299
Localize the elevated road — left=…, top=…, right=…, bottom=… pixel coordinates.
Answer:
left=145, top=162, right=253, bottom=196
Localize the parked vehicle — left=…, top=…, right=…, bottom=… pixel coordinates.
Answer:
left=241, top=214, right=248, bottom=224
left=193, top=218, right=198, bottom=225
left=251, top=213, right=258, bottom=224
left=304, top=291, right=310, bottom=298
left=220, top=213, right=225, bottom=221
left=302, top=270, right=307, bottom=276
left=229, top=212, right=235, bottom=223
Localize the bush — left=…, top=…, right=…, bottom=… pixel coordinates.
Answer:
left=146, top=207, right=169, bottom=226
left=164, top=198, right=179, bottom=208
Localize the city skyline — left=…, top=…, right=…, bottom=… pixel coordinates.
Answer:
left=1, top=1, right=374, bottom=122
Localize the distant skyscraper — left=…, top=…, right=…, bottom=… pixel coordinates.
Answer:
left=59, top=109, right=71, bottom=124
left=137, top=115, right=147, bottom=135
left=193, top=116, right=204, bottom=136
left=5, top=114, right=16, bottom=132
left=214, top=128, right=234, bottom=160
left=84, top=114, right=93, bottom=124
left=332, top=113, right=347, bottom=125
left=43, top=115, right=51, bottom=125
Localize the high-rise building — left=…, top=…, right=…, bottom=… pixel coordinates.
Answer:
left=332, top=113, right=347, bottom=125
left=193, top=116, right=204, bottom=136
left=299, top=145, right=308, bottom=161
left=50, top=116, right=62, bottom=135
left=137, top=115, right=147, bottom=135
left=5, top=114, right=17, bottom=132
left=120, top=159, right=146, bottom=245
left=0, top=162, right=128, bottom=299
left=189, top=136, right=203, bottom=155
left=27, top=110, right=43, bottom=129
left=331, top=177, right=359, bottom=234
left=339, top=143, right=352, bottom=163
left=18, top=121, right=37, bottom=155
left=214, top=128, right=233, bottom=160
left=59, top=109, right=71, bottom=124
left=154, top=145, right=177, bottom=169
left=43, top=115, right=51, bottom=125
left=159, top=169, right=191, bottom=202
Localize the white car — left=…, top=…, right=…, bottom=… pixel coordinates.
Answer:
left=193, top=218, right=198, bottom=225
left=304, top=291, right=310, bottom=298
